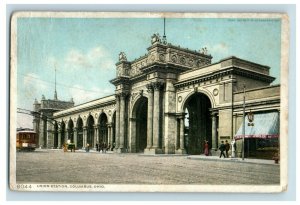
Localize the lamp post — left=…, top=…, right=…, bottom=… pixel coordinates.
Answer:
left=247, top=110, right=254, bottom=158
left=242, top=84, right=246, bottom=160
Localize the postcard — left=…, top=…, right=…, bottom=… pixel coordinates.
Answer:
left=10, top=12, right=289, bottom=192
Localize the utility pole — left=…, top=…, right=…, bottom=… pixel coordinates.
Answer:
left=242, top=84, right=246, bottom=160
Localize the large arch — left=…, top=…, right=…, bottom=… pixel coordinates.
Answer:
left=183, top=92, right=212, bottom=155
left=98, top=112, right=108, bottom=144
left=180, top=89, right=216, bottom=112
left=130, top=96, right=148, bottom=153
left=76, top=117, right=83, bottom=148
left=86, top=115, right=95, bottom=147
left=67, top=119, right=74, bottom=143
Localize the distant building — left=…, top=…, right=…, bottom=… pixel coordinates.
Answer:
left=33, top=93, right=74, bottom=148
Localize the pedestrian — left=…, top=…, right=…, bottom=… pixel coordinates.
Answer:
left=225, top=140, right=230, bottom=158
left=112, top=142, right=116, bottom=151
left=103, top=142, right=107, bottom=153
left=219, top=141, right=226, bottom=158
left=85, top=143, right=90, bottom=152
left=96, top=141, right=99, bottom=152
left=99, top=141, right=103, bottom=153
left=107, top=143, right=111, bottom=152
left=204, top=140, right=209, bottom=156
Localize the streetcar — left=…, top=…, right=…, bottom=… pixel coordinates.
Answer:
left=16, top=129, right=37, bottom=151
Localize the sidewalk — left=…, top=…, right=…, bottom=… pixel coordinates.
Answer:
left=187, top=155, right=279, bottom=165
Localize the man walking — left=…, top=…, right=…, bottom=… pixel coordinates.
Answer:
left=219, top=141, right=226, bottom=158
left=225, top=140, right=230, bottom=158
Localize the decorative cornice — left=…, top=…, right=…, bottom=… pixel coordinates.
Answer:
left=174, top=67, right=275, bottom=88
left=110, top=76, right=130, bottom=86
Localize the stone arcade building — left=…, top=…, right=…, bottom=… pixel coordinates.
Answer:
left=33, top=33, right=280, bottom=158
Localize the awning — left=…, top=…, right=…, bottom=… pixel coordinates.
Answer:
left=234, top=112, right=279, bottom=140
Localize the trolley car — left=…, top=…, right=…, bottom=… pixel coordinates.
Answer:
left=16, top=130, right=37, bottom=151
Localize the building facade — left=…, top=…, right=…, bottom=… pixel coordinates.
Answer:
left=34, top=33, right=280, bottom=158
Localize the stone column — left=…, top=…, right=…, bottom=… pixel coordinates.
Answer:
left=58, top=129, right=62, bottom=149
left=146, top=84, right=153, bottom=150
left=176, top=114, right=186, bottom=154
left=115, top=94, right=120, bottom=150
left=107, top=123, right=112, bottom=147
left=73, top=128, right=77, bottom=148
left=179, top=117, right=185, bottom=150
left=118, top=92, right=126, bottom=152
left=83, top=126, right=87, bottom=148
left=212, top=113, right=218, bottom=150
left=94, top=125, right=98, bottom=149
left=151, top=82, right=163, bottom=153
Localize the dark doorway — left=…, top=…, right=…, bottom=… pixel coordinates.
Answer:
left=134, top=97, right=148, bottom=152
left=54, top=122, right=58, bottom=148
left=68, top=120, right=74, bottom=143
left=87, top=115, right=95, bottom=147
left=60, top=121, right=65, bottom=146
left=184, top=93, right=212, bottom=155
left=77, top=117, right=83, bottom=148
left=99, top=113, right=108, bottom=143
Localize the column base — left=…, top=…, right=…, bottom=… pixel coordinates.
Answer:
left=210, top=149, right=220, bottom=156
left=144, top=148, right=163, bottom=154
left=115, top=148, right=126, bottom=153
left=175, top=149, right=187, bottom=155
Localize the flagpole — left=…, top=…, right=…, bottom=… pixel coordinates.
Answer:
left=242, top=84, right=245, bottom=160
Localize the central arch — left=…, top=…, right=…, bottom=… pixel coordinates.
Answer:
left=183, top=92, right=212, bottom=155
left=131, top=96, right=148, bottom=153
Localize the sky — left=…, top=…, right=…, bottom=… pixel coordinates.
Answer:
left=16, top=17, right=282, bottom=128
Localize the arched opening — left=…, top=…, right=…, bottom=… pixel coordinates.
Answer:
left=60, top=121, right=66, bottom=146
left=77, top=117, right=83, bottom=148
left=99, top=113, right=108, bottom=144
left=67, top=119, right=74, bottom=143
left=87, top=115, right=95, bottom=147
left=132, top=97, right=148, bottom=153
left=54, top=122, right=58, bottom=148
left=183, top=92, right=212, bottom=155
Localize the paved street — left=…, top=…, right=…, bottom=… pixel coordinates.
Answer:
left=16, top=149, right=280, bottom=185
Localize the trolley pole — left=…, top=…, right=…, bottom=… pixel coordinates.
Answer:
left=242, top=84, right=246, bottom=160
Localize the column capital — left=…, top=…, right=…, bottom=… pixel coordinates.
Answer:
left=83, top=126, right=87, bottom=130
left=146, top=84, right=153, bottom=93
left=106, top=122, right=113, bottom=127
left=152, top=82, right=164, bottom=91
left=119, top=91, right=129, bottom=98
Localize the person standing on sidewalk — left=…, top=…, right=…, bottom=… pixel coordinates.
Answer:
left=204, top=140, right=209, bottom=156
left=219, top=141, right=226, bottom=158
left=225, top=140, right=230, bottom=158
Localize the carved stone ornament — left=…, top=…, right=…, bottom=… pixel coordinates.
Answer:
left=119, top=52, right=127, bottom=62
left=159, top=54, right=165, bottom=62
left=188, top=59, right=194, bottom=66
left=171, top=55, right=177, bottom=63
left=151, top=33, right=161, bottom=45
left=213, top=88, right=219, bottom=96
left=150, top=55, right=155, bottom=62
left=108, top=110, right=112, bottom=116
left=180, top=57, right=186, bottom=65
left=178, top=96, right=182, bottom=103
